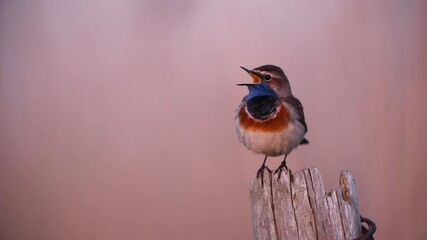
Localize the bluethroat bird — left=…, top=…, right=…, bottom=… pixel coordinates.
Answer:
left=235, top=65, right=308, bottom=184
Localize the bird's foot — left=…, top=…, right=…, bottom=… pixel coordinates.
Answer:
left=256, top=165, right=272, bottom=187
left=274, top=163, right=289, bottom=180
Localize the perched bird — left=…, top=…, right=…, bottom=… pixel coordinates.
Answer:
left=235, top=65, right=308, bottom=182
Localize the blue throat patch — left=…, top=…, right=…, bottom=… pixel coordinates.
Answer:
left=246, top=82, right=277, bottom=100
left=245, top=83, right=279, bottom=120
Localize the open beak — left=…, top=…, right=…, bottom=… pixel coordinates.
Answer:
left=236, top=83, right=257, bottom=86
left=237, top=66, right=262, bottom=86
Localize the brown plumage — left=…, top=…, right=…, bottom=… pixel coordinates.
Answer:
left=235, top=64, right=309, bottom=185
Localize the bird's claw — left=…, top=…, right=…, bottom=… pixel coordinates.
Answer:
left=274, top=164, right=289, bottom=180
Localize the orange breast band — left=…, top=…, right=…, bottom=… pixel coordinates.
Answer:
left=238, top=103, right=290, bottom=132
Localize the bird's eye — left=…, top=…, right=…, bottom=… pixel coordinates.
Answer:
left=264, top=74, right=272, bottom=81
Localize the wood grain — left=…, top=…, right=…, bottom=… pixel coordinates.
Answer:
left=249, top=167, right=364, bottom=240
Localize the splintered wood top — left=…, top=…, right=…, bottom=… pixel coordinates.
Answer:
left=250, top=167, right=362, bottom=240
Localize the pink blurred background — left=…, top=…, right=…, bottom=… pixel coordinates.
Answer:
left=1, top=1, right=426, bottom=239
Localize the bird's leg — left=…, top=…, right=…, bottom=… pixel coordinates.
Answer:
left=256, top=155, right=271, bottom=187
left=274, top=155, right=289, bottom=179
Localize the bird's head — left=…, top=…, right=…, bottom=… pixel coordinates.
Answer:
left=238, top=65, right=292, bottom=97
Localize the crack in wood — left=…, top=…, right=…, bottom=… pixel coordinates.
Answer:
left=250, top=167, right=364, bottom=240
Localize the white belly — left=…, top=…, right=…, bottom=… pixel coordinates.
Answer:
left=235, top=120, right=305, bottom=156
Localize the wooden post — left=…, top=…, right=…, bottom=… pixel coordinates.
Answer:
left=250, top=167, right=364, bottom=240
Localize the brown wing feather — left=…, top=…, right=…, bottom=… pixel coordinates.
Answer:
left=283, top=95, right=307, bottom=133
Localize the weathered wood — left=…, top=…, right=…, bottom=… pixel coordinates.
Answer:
left=250, top=170, right=278, bottom=240
left=249, top=167, right=364, bottom=240
left=290, top=170, right=316, bottom=239
left=338, top=170, right=362, bottom=239
left=326, top=190, right=346, bottom=240
left=304, top=168, right=333, bottom=239
left=273, top=171, right=298, bottom=239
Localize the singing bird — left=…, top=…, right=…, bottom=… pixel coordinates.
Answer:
left=235, top=65, right=308, bottom=182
